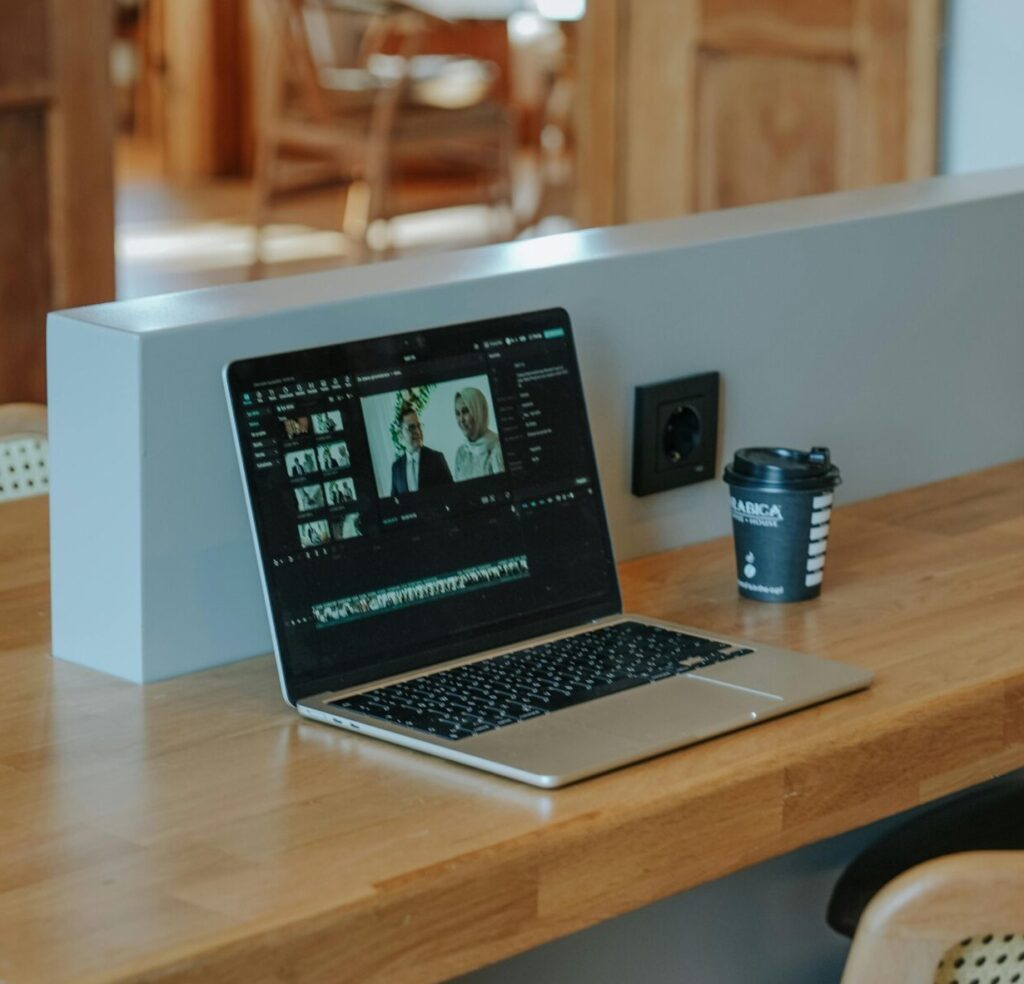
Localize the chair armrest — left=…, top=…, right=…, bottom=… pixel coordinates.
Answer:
left=0, top=403, right=47, bottom=438
left=841, top=852, right=1024, bottom=984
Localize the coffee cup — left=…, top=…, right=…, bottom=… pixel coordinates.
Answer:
left=723, top=447, right=841, bottom=602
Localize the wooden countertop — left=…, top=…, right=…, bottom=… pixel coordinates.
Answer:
left=2, top=463, right=1023, bottom=983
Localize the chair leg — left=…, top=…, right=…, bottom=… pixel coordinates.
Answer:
left=250, top=0, right=288, bottom=278
left=377, top=219, right=396, bottom=261
left=342, top=180, right=371, bottom=264
left=364, top=159, right=390, bottom=259
left=249, top=135, right=276, bottom=279
left=496, top=122, right=517, bottom=239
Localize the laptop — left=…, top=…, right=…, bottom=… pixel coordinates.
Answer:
left=225, top=307, right=871, bottom=788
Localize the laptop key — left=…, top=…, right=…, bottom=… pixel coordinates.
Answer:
left=330, top=621, right=755, bottom=740
left=585, top=676, right=649, bottom=701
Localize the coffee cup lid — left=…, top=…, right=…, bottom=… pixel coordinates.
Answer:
left=723, top=447, right=841, bottom=491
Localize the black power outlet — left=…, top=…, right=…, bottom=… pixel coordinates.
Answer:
left=631, top=372, right=720, bottom=496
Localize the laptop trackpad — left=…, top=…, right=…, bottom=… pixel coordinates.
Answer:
left=595, top=675, right=782, bottom=745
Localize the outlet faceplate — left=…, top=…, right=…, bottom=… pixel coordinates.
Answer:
left=631, top=372, right=720, bottom=496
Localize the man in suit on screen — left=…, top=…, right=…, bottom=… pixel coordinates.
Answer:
left=390, top=404, right=453, bottom=496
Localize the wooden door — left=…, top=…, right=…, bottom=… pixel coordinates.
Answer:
left=576, top=0, right=941, bottom=226
left=0, top=0, right=115, bottom=405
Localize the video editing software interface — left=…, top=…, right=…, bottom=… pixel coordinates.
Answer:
left=229, top=310, right=620, bottom=698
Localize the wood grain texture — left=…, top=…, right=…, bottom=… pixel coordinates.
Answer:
left=47, top=0, right=116, bottom=310
left=903, top=0, right=939, bottom=179
left=695, top=50, right=852, bottom=209
left=0, top=402, right=47, bottom=437
left=841, top=852, right=1024, bottom=984
left=575, top=0, right=941, bottom=223
left=0, top=0, right=51, bottom=406
left=160, top=0, right=218, bottom=181
left=0, top=0, right=48, bottom=90
left=1, top=462, right=1023, bottom=983
left=622, top=0, right=699, bottom=220
left=159, top=0, right=256, bottom=180
left=0, top=0, right=115, bottom=405
left=0, top=111, right=50, bottom=405
left=573, top=0, right=621, bottom=227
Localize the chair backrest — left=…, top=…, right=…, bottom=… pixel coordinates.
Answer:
left=841, top=852, right=1024, bottom=984
left=270, top=0, right=421, bottom=117
left=0, top=403, right=48, bottom=502
left=274, top=0, right=494, bottom=117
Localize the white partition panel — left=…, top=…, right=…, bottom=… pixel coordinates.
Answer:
left=48, top=168, right=1024, bottom=681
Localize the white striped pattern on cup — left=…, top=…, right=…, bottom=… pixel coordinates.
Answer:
left=805, top=491, right=834, bottom=587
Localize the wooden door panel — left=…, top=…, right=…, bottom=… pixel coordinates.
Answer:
left=696, top=51, right=855, bottom=210
left=0, top=0, right=48, bottom=89
left=701, top=0, right=855, bottom=57
left=622, top=0, right=699, bottom=222
left=575, top=0, right=939, bottom=228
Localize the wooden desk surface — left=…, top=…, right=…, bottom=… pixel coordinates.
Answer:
left=2, top=463, right=1023, bottom=983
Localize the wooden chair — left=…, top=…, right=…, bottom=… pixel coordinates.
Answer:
left=252, top=0, right=515, bottom=264
left=841, top=852, right=1024, bottom=984
left=0, top=403, right=48, bottom=502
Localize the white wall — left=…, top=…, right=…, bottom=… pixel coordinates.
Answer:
left=942, top=0, right=1024, bottom=174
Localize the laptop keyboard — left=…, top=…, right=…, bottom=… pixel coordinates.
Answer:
left=330, top=621, right=753, bottom=742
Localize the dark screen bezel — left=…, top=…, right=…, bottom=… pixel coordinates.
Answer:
left=225, top=308, right=622, bottom=703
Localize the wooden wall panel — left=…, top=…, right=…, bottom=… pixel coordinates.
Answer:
left=0, top=0, right=115, bottom=405
left=622, top=0, right=699, bottom=221
left=854, top=0, right=910, bottom=185
left=48, top=0, right=116, bottom=311
left=0, top=113, right=50, bottom=403
left=574, top=0, right=621, bottom=227
left=904, top=0, right=940, bottom=180
left=0, top=0, right=49, bottom=89
left=0, top=0, right=51, bottom=405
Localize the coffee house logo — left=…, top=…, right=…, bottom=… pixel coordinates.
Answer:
left=730, top=496, right=784, bottom=527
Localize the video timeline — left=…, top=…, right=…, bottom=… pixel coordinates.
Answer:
left=311, top=555, right=529, bottom=627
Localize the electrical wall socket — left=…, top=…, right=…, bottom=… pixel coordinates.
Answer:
left=631, top=372, right=720, bottom=496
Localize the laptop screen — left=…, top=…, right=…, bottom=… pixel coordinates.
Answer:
left=226, top=308, right=620, bottom=702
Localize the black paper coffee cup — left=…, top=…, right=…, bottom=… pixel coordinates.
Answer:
left=723, top=447, right=841, bottom=603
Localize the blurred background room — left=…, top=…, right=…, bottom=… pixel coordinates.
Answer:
left=1, top=0, right=1023, bottom=406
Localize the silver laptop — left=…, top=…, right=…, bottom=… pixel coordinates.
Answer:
left=225, top=308, right=871, bottom=788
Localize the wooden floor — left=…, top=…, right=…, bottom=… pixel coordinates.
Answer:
left=115, top=140, right=572, bottom=300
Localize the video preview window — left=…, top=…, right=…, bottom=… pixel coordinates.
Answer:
left=331, top=512, right=362, bottom=540
left=324, top=476, right=356, bottom=506
left=317, top=440, right=350, bottom=473
left=283, top=414, right=311, bottom=438
left=285, top=449, right=318, bottom=478
left=312, top=410, right=344, bottom=435
left=361, top=375, right=505, bottom=498
left=298, top=519, right=330, bottom=548
left=294, top=483, right=325, bottom=512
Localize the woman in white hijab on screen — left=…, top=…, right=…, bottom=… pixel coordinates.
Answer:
left=453, top=387, right=504, bottom=481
